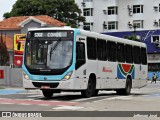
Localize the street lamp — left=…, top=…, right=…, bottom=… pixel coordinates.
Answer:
left=128, top=22, right=137, bottom=36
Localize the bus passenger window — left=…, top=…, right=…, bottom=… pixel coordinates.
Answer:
left=133, top=46, right=140, bottom=64
left=107, top=41, right=116, bottom=62
left=97, top=39, right=107, bottom=61
left=76, top=42, right=86, bottom=69
left=87, top=37, right=97, bottom=60
left=125, top=45, right=133, bottom=63
left=141, top=48, right=147, bottom=65
left=117, top=43, right=125, bottom=62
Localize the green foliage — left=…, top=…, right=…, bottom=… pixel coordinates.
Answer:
left=124, top=34, right=140, bottom=42
left=0, top=37, right=10, bottom=66
left=3, top=0, right=85, bottom=27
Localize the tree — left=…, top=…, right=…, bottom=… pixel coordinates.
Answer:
left=124, top=34, right=140, bottom=42
left=0, top=34, right=10, bottom=66
left=3, top=0, right=85, bottom=27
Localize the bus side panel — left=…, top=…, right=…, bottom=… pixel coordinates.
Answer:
left=86, top=60, right=97, bottom=86
left=132, top=64, right=141, bottom=88
left=140, top=65, right=148, bottom=87
left=75, top=65, right=88, bottom=90
left=109, top=62, right=126, bottom=89
left=97, top=61, right=110, bottom=89
left=132, top=64, right=147, bottom=88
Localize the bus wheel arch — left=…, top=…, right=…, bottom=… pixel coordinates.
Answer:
left=81, top=73, right=98, bottom=97
left=116, top=75, right=132, bottom=95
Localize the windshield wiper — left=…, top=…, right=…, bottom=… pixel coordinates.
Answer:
left=50, top=39, right=62, bottom=60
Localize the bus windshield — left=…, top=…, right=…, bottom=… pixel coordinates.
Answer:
left=24, top=30, right=74, bottom=75
left=25, top=39, right=73, bottom=69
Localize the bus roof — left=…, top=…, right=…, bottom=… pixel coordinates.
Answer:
left=28, top=27, right=146, bottom=48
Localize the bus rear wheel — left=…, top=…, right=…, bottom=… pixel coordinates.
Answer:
left=42, top=90, right=54, bottom=98
left=81, top=78, right=95, bottom=98
left=116, top=78, right=132, bottom=95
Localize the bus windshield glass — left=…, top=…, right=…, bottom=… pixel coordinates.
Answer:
left=24, top=30, right=74, bottom=75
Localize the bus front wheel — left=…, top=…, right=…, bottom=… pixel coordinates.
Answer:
left=42, top=90, right=54, bottom=98
left=81, top=78, right=95, bottom=98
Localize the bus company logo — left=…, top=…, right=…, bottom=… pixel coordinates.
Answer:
left=44, top=77, right=47, bottom=80
left=102, top=67, right=112, bottom=73
left=117, top=64, right=135, bottom=79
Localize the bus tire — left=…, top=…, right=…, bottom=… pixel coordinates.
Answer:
left=81, top=78, right=95, bottom=98
left=92, top=90, right=99, bottom=96
left=42, top=90, right=54, bottom=98
left=116, top=78, right=132, bottom=95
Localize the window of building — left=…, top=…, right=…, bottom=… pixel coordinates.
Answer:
left=152, top=36, right=159, bottom=43
left=117, top=43, right=125, bottom=62
left=108, top=6, right=118, bottom=15
left=108, top=21, right=118, bottom=30
left=133, top=20, right=143, bottom=28
left=107, top=41, right=116, bottom=62
left=125, top=45, right=133, bottom=63
left=87, top=37, right=97, bottom=60
left=97, top=39, right=107, bottom=61
left=133, top=5, right=143, bottom=14
left=141, top=48, right=147, bottom=65
left=83, top=8, right=93, bottom=16
left=83, top=23, right=93, bottom=31
left=133, top=46, right=140, bottom=64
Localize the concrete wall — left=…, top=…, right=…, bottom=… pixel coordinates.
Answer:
left=0, top=66, right=22, bottom=87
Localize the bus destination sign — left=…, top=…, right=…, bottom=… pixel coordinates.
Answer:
left=33, top=31, right=68, bottom=38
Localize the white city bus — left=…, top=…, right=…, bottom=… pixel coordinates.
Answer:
left=22, top=27, right=148, bottom=98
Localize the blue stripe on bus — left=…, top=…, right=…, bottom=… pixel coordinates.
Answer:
left=22, top=29, right=81, bottom=81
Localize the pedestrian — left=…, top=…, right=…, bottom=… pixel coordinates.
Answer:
left=151, top=73, right=157, bottom=83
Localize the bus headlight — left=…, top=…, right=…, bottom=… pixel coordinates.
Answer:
left=63, top=71, right=73, bottom=80
left=23, top=72, right=30, bottom=80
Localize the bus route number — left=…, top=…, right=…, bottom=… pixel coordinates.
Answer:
left=34, top=33, right=43, bottom=37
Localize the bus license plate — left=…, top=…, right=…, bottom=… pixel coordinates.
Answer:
left=41, top=86, right=50, bottom=89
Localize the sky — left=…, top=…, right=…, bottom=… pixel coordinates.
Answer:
left=0, top=0, right=17, bottom=21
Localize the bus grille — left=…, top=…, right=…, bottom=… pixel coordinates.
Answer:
left=32, top=82, right=59, bottom=88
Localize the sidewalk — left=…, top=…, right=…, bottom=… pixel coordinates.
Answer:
left=0, top=86, right=41, bottom=95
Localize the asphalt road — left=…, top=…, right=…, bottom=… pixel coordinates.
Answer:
left=0, top=81, right=160, bottom=119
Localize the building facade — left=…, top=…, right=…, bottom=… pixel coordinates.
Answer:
left=75, top=0, right=160, bottom=80
left=75, top=0, right=160, bottom=32
left=0, top=15, right=65, bottom=67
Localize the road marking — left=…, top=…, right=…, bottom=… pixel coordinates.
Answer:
left=27, top=95, right=43, bottom=98
left=106, top=96, right=133, bottom=100
left=0, top=98, right=79, bottom=106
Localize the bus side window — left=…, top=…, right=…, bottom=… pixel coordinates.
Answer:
left=141, top=47, right=147, bottom=65
left=107, top=41, right=116, bottom=62
left=117, top=43, right=125, bottom=62
left=87, top=37, right=97, bottom=60
left=125, top=45, right=133, bottom=63
left=133, top=46, right=140, bottom=64
left=76, top=42, right=86, bottom=70
left=97, top=39, right=107, bottom=61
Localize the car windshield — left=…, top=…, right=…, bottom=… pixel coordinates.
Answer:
left=25, top=39, right=73, bottom=70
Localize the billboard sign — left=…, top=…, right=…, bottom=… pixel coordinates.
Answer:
left=14, top=34, right=26, bottom=66
left=14, top=34, right=26, bottom=55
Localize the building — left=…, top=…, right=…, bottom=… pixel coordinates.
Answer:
left=0, top=15, right=65, bottom=66
left=75, top=0, right=160, bottom=80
